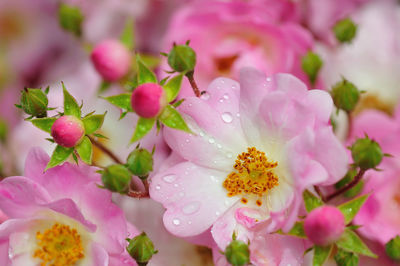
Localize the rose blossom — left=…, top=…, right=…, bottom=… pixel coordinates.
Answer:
left=149, top=68, right=348, bottom=249
left=0, top=148, right=138, bottom=265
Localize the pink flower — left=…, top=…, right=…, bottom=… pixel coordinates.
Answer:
left=149, top=68, right=348, bottom=249
left=161, top=0, right=313, bottom=97
left=0, top=148, right=138, bottom=265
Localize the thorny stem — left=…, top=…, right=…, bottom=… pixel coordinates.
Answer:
left=88, top=135, right=123, bottom=165
left=324, top=169, right=366, bottom=202
left=346, top=111, right=353, bottom=140
left=186, top=71, right=201, bottom=97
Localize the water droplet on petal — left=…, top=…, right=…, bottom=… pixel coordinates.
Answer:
left=217, top=144, right=222, bottom=149
left=223, top=94, right=229, bottom=100
left=199, top=132, right=205, bottom=137
left=231, top=85, right=236, bottom=89
left=182, top=201, right=201, bottom=214
left=163, top=174, right=177, bottom=183
left=266, top=77, right=272, bottom=82
left=174, top=183, right=179, bottom=188
left=221, top=112, right=233, bottom=123
left=155, top=185, right=161, bottom=190
left=172, top=218, right=181, bottom=225
left=185, top=139, right=190, bottom=143
left=200, top=92, right=210, bottom=100
left=216, top=211, right=220, bottom=216
left=208, top=138, right=215, bottom=144
left=219, top=98, right=224, bottom=103
left=221, top=80, right=225, bottom=84
left=236, top=113, right=240, bottom=117
left=188, top=221, right=192, bottom=225
left=188, top=103, right=192, bottom=107
left=227, top=153, right=233, bottom=158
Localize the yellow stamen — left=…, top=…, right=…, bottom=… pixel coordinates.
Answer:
left=33, top=223, right=84, bottom=266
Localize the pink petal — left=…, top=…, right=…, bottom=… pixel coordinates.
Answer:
left=91, top=242, right=109, bottom=266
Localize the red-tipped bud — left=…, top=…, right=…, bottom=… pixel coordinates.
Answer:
left=131, top=83, right=167, bottom=118
left=91, top=40, right=131, bottom=82
left=51, top=115, right=85, bottom=148
left=304, top=206, right=345, bottom=246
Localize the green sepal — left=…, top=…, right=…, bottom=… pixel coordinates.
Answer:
left=278, top=221, right=306, bottom=239
left=75, top=136, right=92, bottom=164
left=136, top=55, right=157, bottom=85
left=103, top=93, right=132, bottom=111
left=303, top=190, right=324, bottom=213
left=163, top=73, right=183, bottom=102
left=313, top=245, right=333, bottom=266
left=120, top=19, right=135, bottom=50
left=62, top=83, right=81, bottom=118
left=159, top=105, right=191, bottom=133
left=31, top=117, right=57, bottom=133
left=98, top=81, right=111, bottom=94
left=82, top=113, right=105, bottom=134
left=301, top=51, right=323, bottom=85
left=336, top=228, right=377, bottom=258
left=334, top=249, right=359, bottom=266
left=131, top=118, right=156, bottom=143
left=45, top=145, right=74, bottom=171
left=337, top=194, right=369, bottom=224
left=93, top=133, right=108, bottom=139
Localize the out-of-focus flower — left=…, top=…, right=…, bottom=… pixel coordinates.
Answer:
left=0, top=148, right=138, bottom=265
left=161, top=0, right=313, bottom=97
left=149, top=68, right=348, bottom=249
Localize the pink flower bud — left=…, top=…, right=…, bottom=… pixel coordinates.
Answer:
left=91, top=40, right=131, bottom=82
left=304, top=206, right=345, bottom=246
left=51, top=115, right=85, bottom=148
left=131, top=83, right=167, bottom=118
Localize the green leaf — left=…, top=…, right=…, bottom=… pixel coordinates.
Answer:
left=31, top=117, right=56, bottom=133
left=313, top=245, right=333, bottom=266
left=82, top=114, right=105, bottom=134
left=98, top=81, right=111, bottom=94
left=45, top=145, right=74, bottom=171
left=163, top=73, right=183, bottom=102
left=131, top=118, right=156, bottom=143
left=76, top=136, right=92, bottom=164
left=334, top=249, right=359, bottom=266
left=281, top=221, right=307, bottom=238
left=303, top=190, right=324, bottom=213
left=103, top=93, right=132, bottom=111
left=62, top=83, right=81, bottom=118
left=338, top=194, right=369, bottom=224
left=336, top=228, right=377, bottom=258
left=120, top=19, right=135, bottom=50
left=159, top=105, right=191, bottom=133
left=93, top=133, right=108, bottom=139
left=58, top=3, right=83, bottom=37
left=136, top=56, right=157, bottom=85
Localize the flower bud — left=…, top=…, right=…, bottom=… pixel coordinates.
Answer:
left=91, top=40, right=131, bottom=82
left=331, top=79, right=360, bottom=112
left=19, top=88, right=48, bottom=118
left=225, top=238, right=250, bottom=266
left=101, top=164, right=131, bottom=193
left=126, top=148, right=153, bottom=178
left=333, top=18, right=357, bottom=43
left=51, top=115, right=85, bottom=148
left=131, top=83, right=167, bottom=118
left=351, top=137, right=383, bottom=170
left=304, top=206, right=345, bottom=246
left=0, top=118, right=8, bottom=143
left=167, top=44, right=196, bottom=73
left=301, top=51, right=323, bottom=85
left=385, top=236, right=400, bottom=261
left=127, top=232, right=157, bottom=265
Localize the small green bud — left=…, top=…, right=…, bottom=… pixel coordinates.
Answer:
left=301, top=51, right=323, bottom=85
left=333, top=18, right=357, bottom=43
left=385, top=236, right=400, bottom=261
left=351, top=137, right=383, bottom=170
left=127, top=232, right=157, bottom=265
left=167, top=44, right=196, bottom=73
left=225, top=239, right=250, bottom=266
left=101, top=164, right=131, bottom=193
left=19, top=88, right=49, bottom=118
left=0, top=118, right=8, bottom=143
left=126, top=148, right=153, bottom=179
left=331, top=79, right=360, bottom=112
left=58, top=3, right=84, bottom=37
left=334, top=249, right=359, bottom=266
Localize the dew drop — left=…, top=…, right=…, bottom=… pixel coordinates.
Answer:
left=216, top=86, right=221, bottom=90
left=200, top=92, right=210, bottom=100
left=219, top=98, right=224, bottom=103
left=174, top=183, right=179, bottom=188
left=155, top=185, right=161, bottom=190
left=231, top=85, right=236, bottom=89
left=208, top=138, right=215, bottom=144
left=236, top=113, right=240, bottom=117
left=217, top=143, right=222, bottom=149
left=216, top=211, right=221, bottom=216
left=182, top=201, right=201, bottom=214
left=185, top=139, right=190, bottom=143
left=163, top=174, right=177, bottom=183
left=221, top=80, right=225, bottom=84
left=199, top=132, right=205, bottom=137
left=188, top=221, right=192, bottom=225
left=221, top=112, right=233, bottom=123
left=266, top=77, right=272, bottom=82
left=223, top=94, right=229, bottom=100
left=227, top=153, right=233, bottom=158
left=172, top=218, right=181, bottom=225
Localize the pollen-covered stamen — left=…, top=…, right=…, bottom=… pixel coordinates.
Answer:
left=33, top=223, right=84, bottom=266
left=223, top=147, right=279, bottom=203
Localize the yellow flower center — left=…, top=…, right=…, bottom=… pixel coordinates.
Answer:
left=33, top=223, right=85, bottom=266
left=223, top=147, right=279, bottom=206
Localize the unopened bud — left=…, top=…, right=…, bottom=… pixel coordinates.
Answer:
left=19, top=88, right=48, bottom=118
left=225, top=237, right=250, bottom=266
left=51, top=115, right=85, bottom=148
left=126, top=148, right=153, bottom=178
left=91, top=40, right=132, bottom=82
left=167, top=44, right=196, bottom=73
left=58, top=3, right=83, bottom=37
left=331, top=79, right=360, bottom=112
left=127, top=232, right=157, bottom=265
left=351, top=137, right=383, bottom=170
left=101, top=164, right=132, bottom=193
left=385, top=236, right=400, bottom=261
left=333, top=18, right=357, bottom=43
left=131, top=83, right=167, bottom=118
left=304, top=206, right=345, bottom=246
left=301, top=51, right=323, bottom=85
